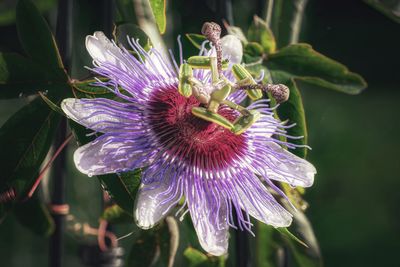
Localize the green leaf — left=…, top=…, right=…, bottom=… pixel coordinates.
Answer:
left=364, top=0, right=400, bottom=24
left=16, top=0, right=64, bottom=72
left=267, top=43, right=367, bottom=94
left=128, top=230, right=159, bottom=267
left=39, top=92, right=63, bottom=114
left=13, top=196, right=55, bottom=236
left=98, top=170, right=141, bottom=214
left=224, top=23, right=248, bottom=44
left=282, top=209, right=323, bottom=267
left=248, top=15, right=276, bottom=54
left=186, top=34, right=207, bottom=50
left=72, top=79, right=129, bottom=100
left=277, top=227, right=308, bottom=248
left=267, top=0, right=308, bottom=47
left=127, top=224, right=175, bottom=267
left=273, top=77, right=307, bottom=158
left=115, top=0, right=137, bottom=24
left=101, top=204, right=133, bottom=224
left=243, top=42, right=264, bottom=65
left=72, top=79, right=110, bottom=95
left=114, top=23, right=151, bottom=51
left=254, top=222, right=282, bottom=267
left=244, top=42, right=264, bottom=58
left=184, top=247, right=208, bottom=267
left=0, top=53, right=67, bottom=99
left=149, top=0, right=166, bottom=34
left=0, top=0, right=56, bottom=26
left=127, top=218, right=194, bottom=267
left=255, top=216, right=322, bottom=267
left=0, top=97, right=61, bottom=195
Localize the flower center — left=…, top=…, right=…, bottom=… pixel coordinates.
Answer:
left=147, top=86, right=247, bottom=171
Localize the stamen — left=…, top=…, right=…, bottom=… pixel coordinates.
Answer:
left=236, top=83, right=290, bottom=103
left=201, top=22, right=223, bottom=76
left=177, top=35, right=184, bottom=65
left=148, top=87, right=246, bottom=173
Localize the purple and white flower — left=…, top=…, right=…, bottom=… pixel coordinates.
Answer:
left=61, top=31, right=316, bottom=256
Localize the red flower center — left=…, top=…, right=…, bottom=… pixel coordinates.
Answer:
left=148, top=86, right=247, bottom=171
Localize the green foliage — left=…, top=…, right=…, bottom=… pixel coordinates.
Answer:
left=186, top=34, right=207, bottom=49
left=16, top=0, right=65, bottom=72
left=101, top=204, right=133, bottom=224
left=14, top=195, right=55, bottom=236
left=277, top=227, right=308, bottom=248
left=243, top=42, right=264, bottom=61
left=364, top=0, right=400, bottom=23
left=0, top=0, right=56, bottom=26
left=72, top=79, right=110, bottom=95
left=225, top=23, right=248, bottom=44
left=0, top=0, right=369, bottom=266
left=248, top=16, right=276, bottom=54
left=0, top=97, right=61, bottom=195
left=0, top=53, right=65, bottom=99
left=0, top=0, right=70, bottom=201
left=98, top=170, right=141, bottom=214
left=282, top=210, right=322, bottom=267
left=115, top=0, right=137, bottom=24
left=267, top=0, right=308, bottom=48
left=38, top=91, right=64, bottom=114
left=275, top=78, right=308, bottom=158
left=114, top=23, right=151, bottom=50
left=0, top=0, right=68, bottom=99
left=127, top=221, right=175, bottom=267
left=255, top=222, right=281, bottom=267
left=184, top=247, right=209, bottom=267
left=255, top=210, right=322, bottom=267
left=149, top=0, right=167, bottom=34
left=267, top=44, right=367, bottom=95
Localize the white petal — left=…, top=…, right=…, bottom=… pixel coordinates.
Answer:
left=85, top=31, right=128, bottom=71
left=61, top=98, right=133, bottom=132
left=134, top=179, right=182, bottom=229
left=187, top=189, right=229, bottom=256
left=221, top=34, right=243, bottom=64
left=234, top=176, right=292, bottom=227
left=73, top=136, right=148, bottom=176
left=264, top=142, right=316, bottom=187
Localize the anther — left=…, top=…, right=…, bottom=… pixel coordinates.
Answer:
left=267, top=84, right=290, bottom=103
left=201, top=22, right=223, bottom=76
left=235, top=83, right=290, bottom=103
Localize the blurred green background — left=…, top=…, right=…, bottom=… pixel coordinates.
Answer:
left=0, top=0, right=399, bottom=266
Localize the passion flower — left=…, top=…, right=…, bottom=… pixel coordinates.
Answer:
left=61, top=30, right=316, bottom=256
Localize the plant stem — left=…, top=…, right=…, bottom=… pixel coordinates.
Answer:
left=49, top=0, right=71, bottom=266
left=217, top=0, right=234, bottom=25
left=289, top=0, right=308, bottom=44
left=265, top=0, right=274, bottom=26
left=49, top=120, right=67, bottom=267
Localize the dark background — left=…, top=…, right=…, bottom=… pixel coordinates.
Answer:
left=0, top=0, right=399, bottom=266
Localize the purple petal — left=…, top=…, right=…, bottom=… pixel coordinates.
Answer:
left=232, top=172, right=292, bottom=227
left=73, top=135, right=151, bottom=176
left=262, top=142, right=316, bottom=187
left=245, top=141, right=316, bottom=187
left=134, top=176, right=182, bottom=229
left=186, top=179, right=229, bottom=256
left=62, top=98, right=142, bottom=133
